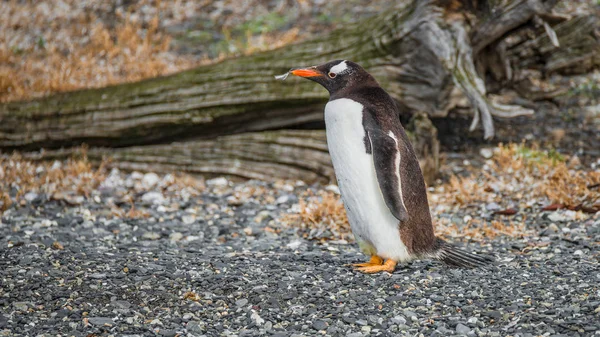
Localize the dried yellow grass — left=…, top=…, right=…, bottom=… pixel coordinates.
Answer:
left=283, top=190, right=352, bottom=242
left=0, top=0, right=307, bottom=103
left=0, top=152, right=108, bottom=203
left=284, top=144, right=598, bottom=242
left=443, top=143, right=599, bottom=208
left=0, top=15, right=197, bottom=103
left=0, top=152, right=206, bottom=217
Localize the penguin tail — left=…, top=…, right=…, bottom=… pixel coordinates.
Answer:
left=430, top=238, right=494, bottom=268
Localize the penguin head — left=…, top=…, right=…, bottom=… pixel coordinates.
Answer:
left=290, top=60, right=373, bottom=95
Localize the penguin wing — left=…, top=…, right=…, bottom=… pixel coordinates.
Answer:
left=367, top=130, right=409, bottom=222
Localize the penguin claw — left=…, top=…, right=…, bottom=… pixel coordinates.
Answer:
left=354, top=259, right=397, bottom=274
left=351, top=255, right=384, bottom=267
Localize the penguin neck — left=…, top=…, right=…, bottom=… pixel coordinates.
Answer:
left=329, top=73, right=380, bottom=101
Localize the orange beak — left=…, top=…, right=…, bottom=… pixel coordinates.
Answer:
left=290, top=68, right=322, bottom=78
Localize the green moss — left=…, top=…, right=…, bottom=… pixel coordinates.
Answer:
left=513, top=144, right=566, bottom=166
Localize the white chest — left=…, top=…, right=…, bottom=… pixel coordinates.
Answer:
left=324, top=98, right=410, bottom=261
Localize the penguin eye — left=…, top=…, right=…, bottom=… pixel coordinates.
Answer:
left=328, top=72, right=336, bottom=78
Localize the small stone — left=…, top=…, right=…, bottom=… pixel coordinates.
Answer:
left=226, top=196, right=242, bottom=206
left=548, top=223, right=560, bottom=233
left=130, top=171, right=144, bottom=180
left=486, top=202, right=501, bottom=211
left=276, top=195, right=290, bottom=204
left=187, top=321, right=203, bottom=333
left=254, top=210, right=272, bottom=224
left=286, top=240, right=302, bottom=250
left=24, top=192, right=38, bottom=202
left=355, top=319, right=368, bottom=326
left=142, top=172, right=160, bottom=188
left=574, top=250, right=584, bottom=256
left=251, top=311, right=264, bottom=325
left=264, top=321, right=273, bottom=331
left=111, top=300, right=131, bottom=309
left=181, top=215, right=196, bottom=225
left=141, top=191, right=165, bottom=205
left=312, top=320, right=327, bottom=331
left=142, top=232, right=161, bottom=240
left=88, top=317, right=113, bottom=326
left=169, top=232, right=183, bottom=242
left=403, top=310, right=417, bottom=320
left=467, top=317, right=478, bottom=324
left=13, top=302, right=28, bottom=311
left=548, top=212, right=566, bottom=222
left=89, top=273, right=106, bottom=279
left=391, top=316, right=407, bottom=325
left=236, top=299, right=248, bottom=307
left=456, top=323, right=471, bottom=334
left=207, top=177, right=228, bottom=187
left=479, top=148, right=494, bottom=159
left=159, top=330, right=177, bottom=337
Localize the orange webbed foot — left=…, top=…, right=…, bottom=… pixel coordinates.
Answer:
left=354, top=259, right=397, bottom=274
left=351, top=255, right=384, bottom=268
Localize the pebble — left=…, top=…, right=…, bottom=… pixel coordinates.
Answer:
left=391, top=316, right=407, bottom=325
left=251, top=311, right=264, bottom=325
left=479, top=148, right=494, bottom=159
left=141, top=191, right=165, bottom=204
left=24, top=192, right=38, bottom=202
left=456, top=323, right=471, bottom=334
left=548, top=213, right=567, bottom=222
left=12, top=302, right=28, bottom=311
left=142, top=172, right=160, bottom=189
left=236, top=299, right=248, bottom=307
left=142, top=232, right=161, bottom=240
left=169, top=232, right=183, bottom=242
left=181, top=214, right=196, bottom=225
left=186, top=321, right=203, bottom=333
left=312, top=320, right=327, bottom=330
left=207, top=177, right=228, bottom=187
left=88, top=317, right=113, bottom=326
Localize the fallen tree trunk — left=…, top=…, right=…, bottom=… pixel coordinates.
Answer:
left=1, top=0, right=598, bottom=183
left=23, top=130, right=335, bottom=182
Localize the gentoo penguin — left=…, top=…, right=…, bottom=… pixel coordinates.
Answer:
left=285, top=60, right=493, bottom=273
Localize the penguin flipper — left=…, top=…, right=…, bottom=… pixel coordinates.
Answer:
left=367, top=130, right=409, bottom=222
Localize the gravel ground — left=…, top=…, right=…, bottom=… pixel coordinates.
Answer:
left=1, top=169, right=599, bottom=337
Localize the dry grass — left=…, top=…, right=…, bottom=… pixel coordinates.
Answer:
left=283, top=190, right=352, bottom=242
left=440, top=143, right=600, bottom=209
left=283, top=143, right=599, bottom=243
left=0, top=152, right=206, bottom=217
left=0, top=0, right=324, bottom=103
left=0, top=3, right=198, bottom=103
left=0, top=152, right=108, bottom=209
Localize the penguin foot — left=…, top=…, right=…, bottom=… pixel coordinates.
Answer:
left=351, top=255, right=384, bottom=268
left=355, top=259, right=397, bottom=274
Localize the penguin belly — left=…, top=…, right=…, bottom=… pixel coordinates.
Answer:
left=324, top=98, right=411, bottom=262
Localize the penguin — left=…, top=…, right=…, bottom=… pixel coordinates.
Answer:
left=285, top=60, right=493, bottom=273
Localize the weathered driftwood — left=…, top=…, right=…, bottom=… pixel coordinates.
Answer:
left=1, top=0, right=598, bottom=183
left=23, top=130, right=334, bottom=182
left=20, top=126, right=442, bottom=184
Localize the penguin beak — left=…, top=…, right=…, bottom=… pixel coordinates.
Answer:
left=290, top=67, right=323, bottom=78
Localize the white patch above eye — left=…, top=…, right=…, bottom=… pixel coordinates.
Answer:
left=329, top=60, right=348, bottom=74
